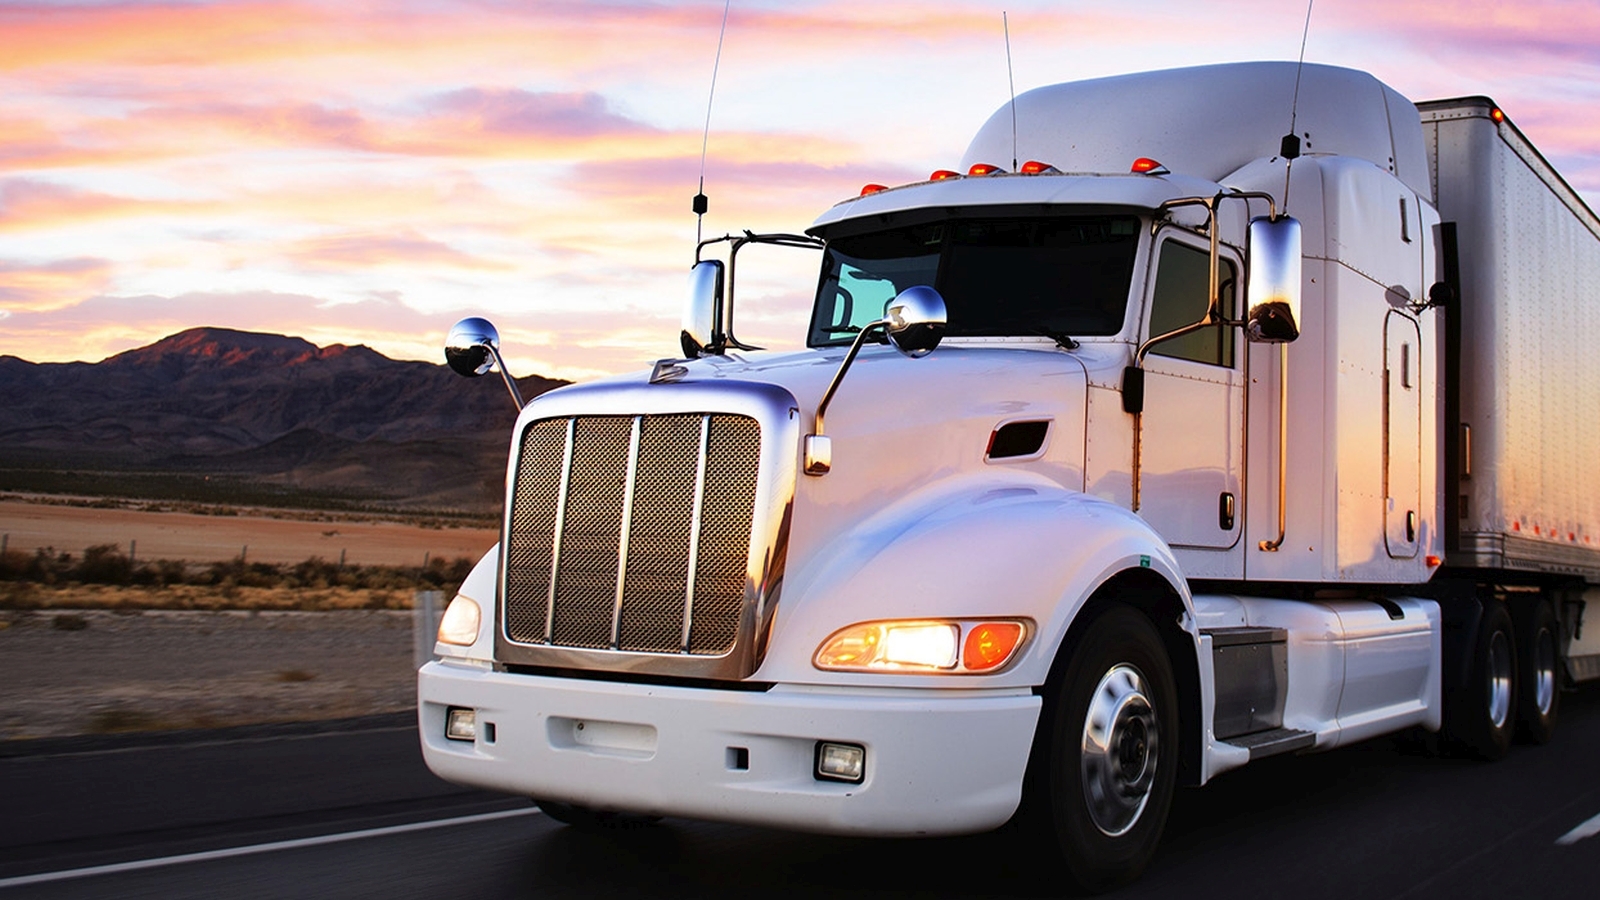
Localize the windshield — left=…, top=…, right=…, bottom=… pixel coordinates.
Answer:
left=808, top=214, right=1141, bottom=347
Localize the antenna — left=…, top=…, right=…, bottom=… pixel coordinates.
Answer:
left=1004, top=12, right=1018, bottom=172
left=694, top=0, right=731, bottom=247
left=1280, top=0, right=1315, bottom=211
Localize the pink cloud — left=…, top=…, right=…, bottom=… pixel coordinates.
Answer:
left=0, top=179, right=212, bottom=231
left=0, top=256, right=115, bottom=310
left=284, top=231, right=514, bottom=272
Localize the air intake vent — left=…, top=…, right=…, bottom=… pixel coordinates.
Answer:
left=503, top=414, right=761, bottom=657
left=987, top=420, right=1051, bottom=460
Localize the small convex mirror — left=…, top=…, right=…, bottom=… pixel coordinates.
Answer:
left=682, top=260, right=724, bottom=357
left=445, top=317, right=501, bottom=377
left=883, top=285, right=947, bottom=358
left=1245, top=216, right=1302, bottom=343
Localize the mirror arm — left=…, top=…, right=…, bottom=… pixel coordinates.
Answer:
left=812, top=320, right=887, bottom=440
left=699, top=231, right=823, bottom=353
left=484, top=343, right=525, bottom=409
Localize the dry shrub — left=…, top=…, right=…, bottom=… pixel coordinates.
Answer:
left=88, top=709, right=169, bottom=733
left=0, top=546, right=472, bottom=611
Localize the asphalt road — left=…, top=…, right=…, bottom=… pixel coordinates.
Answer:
left=2, top=691, right=1597, bottom=899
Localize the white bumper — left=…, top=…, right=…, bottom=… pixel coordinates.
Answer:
left=418, top=660, right=1041, bottom=836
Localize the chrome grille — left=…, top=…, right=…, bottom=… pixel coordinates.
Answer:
left=504, top=413, right=761, bottom=656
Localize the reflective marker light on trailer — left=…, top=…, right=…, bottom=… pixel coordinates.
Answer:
left=815, top=741, right=866, bottom=783
left=967, top=163, right=1004, bottom=176
left=1131, top=157, right=1171, bottom=175
left=1491, top=107, right=1506, bottom=124
left=929, top=169, right=960, bottom=181
left=445, top=707, right=477, bottom=742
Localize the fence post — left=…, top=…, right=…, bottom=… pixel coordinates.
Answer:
left=413, top=590, right=446, bottom=670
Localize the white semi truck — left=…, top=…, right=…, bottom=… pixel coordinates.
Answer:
left=419, top=62, right=1600, bottom=891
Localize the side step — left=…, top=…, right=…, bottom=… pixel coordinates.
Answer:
left=1221, top=727, right=1316, bottom=760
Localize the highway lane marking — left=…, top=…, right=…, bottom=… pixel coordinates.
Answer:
left=0, top=806, right=540, bottom=889
left=1557, top=810, right=1600, bottom=846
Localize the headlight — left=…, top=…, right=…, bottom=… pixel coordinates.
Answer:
left=436, top=595, right=482, bottom=646
left=814, top=619, right=1028, bottom=673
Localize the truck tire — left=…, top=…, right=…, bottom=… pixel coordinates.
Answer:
left=1443, top=602, right=1517, bottom=760
left=1514, top=600, right=1560, bottom=745
left=1036, top=606, right=1178, bottom=893
left=533, top=799, right=660, bottom=830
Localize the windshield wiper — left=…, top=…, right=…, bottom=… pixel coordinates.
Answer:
left=1033, top=328, right=1079, bottom=350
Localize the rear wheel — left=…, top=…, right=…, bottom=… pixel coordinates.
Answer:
left=1443, top=601, right=1517, bottom=760
left=533, top=799, right=660, bottom=830
left=1035, top=606, right=1178, bottom=893
left=1514, top=600, right=1561, bottom=744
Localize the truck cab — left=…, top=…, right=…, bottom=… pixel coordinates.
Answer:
left=419, top=62, right=1596, bottom=892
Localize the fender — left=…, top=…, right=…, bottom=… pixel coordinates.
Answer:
left=757, top=472, right=1200, bottom=691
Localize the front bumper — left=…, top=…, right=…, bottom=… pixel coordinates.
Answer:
left=418, top=660, right=1041, bottom=836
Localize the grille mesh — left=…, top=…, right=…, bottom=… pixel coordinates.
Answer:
left=504, top=413, right=761, bottom=657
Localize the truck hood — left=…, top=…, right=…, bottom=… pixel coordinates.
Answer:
left=531, top=341, right=1109, bottom=598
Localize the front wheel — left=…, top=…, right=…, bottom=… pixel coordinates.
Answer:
left=1035, top=606, right=1179, bottom=893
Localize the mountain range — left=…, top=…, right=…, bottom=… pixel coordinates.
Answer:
left=0, top=327, right=566, bottom=514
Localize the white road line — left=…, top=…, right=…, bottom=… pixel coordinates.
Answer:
left=0, top=807, right=540, bottom=889
left=1556, top=810, right=1600, bottom=846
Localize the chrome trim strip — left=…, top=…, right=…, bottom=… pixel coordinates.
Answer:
left=610, top=416, right=643, bottom=650
left=544, top=418, right=576, bottom=644
left=681, top=415, right=711, bottom=653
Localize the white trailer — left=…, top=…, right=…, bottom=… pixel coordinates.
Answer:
left=419, top=62, right=1600, bottom=891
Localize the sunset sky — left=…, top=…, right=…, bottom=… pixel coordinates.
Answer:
left=2, top=0, right=1596, bottom=382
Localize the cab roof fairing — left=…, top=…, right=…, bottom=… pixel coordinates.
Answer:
left=806, top=171, right=1225, bottom=236
left=960, top=61, right=1430, bottom=204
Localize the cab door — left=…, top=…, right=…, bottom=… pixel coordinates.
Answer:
left=1135, top=234, right=1246, bottom=575
left=1384, top=310, right=1422, bottom=558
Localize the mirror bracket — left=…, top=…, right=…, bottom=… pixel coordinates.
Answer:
left=804, top=285, right=947, bottom=476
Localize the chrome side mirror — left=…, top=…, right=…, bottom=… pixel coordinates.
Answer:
left=805, top=285, right=948, bottom=476
left=883, top=284, right=947, bottom=358
left=445, top=317, right=500, bottom=377
left=1245, top=216, right=1302, bottom=343
left=682, top=260, right=724, bottom=357
left=444, top=316, right=525, bottom=409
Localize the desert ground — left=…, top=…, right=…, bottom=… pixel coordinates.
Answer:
left=0, top=497, right=495, bottom=744
left=0, top=497, right=498, bottom=566
left=0, top=608, right=419, bottom=742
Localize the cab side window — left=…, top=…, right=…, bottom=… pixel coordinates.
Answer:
left=1148, top=241, right=1236, bottom=367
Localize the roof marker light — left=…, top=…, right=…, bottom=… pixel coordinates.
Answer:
left=1019, top=160, right=1058, bottom=175
left=1131, top=157, right=1170, bottom=175
left=968, top=163, right=1003, bottom=176
left=860, top=183, right=888, bottom=196
left=929, top=169, right=960, bottom=181
left=1491, top=107, right=1506, bottom=124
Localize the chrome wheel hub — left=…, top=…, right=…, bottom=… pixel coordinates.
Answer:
left=1534, top=626, right=1556, bottom=716
left=1487, top=629, right=1512, bottom=729
left=1080, top=663, right=1159, bottom=837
